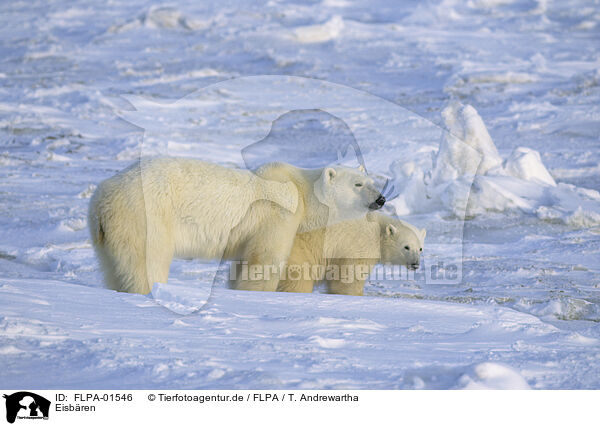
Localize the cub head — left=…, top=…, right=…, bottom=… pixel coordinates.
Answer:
left=314, top=165, right=385, bottom=222
left=380, top=218, right=426, bottom=270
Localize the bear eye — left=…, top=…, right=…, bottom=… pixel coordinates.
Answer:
left=420, top=248, right=422, bottom=252
left=404, top=245, right=410, bottom=250
left=355, top=183, right=363, bottom=187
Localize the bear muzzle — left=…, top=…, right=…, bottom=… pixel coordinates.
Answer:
left=408, top=262, right=420, bottom=270
left=368, top=194, right=386, bottom=210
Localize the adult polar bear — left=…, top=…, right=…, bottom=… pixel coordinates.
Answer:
left=88, top=157, right=384, bottom=294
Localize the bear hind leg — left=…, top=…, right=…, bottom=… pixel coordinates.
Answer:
left=96, top=242, right=151, bottom=294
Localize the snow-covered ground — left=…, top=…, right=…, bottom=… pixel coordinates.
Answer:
left=1, top=0, right=599, bottom=389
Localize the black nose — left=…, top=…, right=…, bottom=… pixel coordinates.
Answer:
left=369, top=194, right=386, bottom=210
left=409, top=263, right=420, bottom=270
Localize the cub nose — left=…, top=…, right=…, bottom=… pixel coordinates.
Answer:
left=369, top=194, right=386, bottom=210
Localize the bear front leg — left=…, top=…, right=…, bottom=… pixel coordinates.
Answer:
left=276, top=272, right=316, bottom=293
left=276, top=240, right=319, bottom=293
left=325, top=259, right=374, bottom=296
left=327, top=278, right=366, bottom=296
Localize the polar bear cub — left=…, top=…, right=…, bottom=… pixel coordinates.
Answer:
left=88, top=157, right=384, bottom=294
left=276, top=212, right=426, bottom=296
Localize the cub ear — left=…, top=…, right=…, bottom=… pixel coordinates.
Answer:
left=420, top=228, right=427, bottom=240
left=323, top=167, right=336, bottom=183
left=357, top=164, right=366, bottom=173
left=386, top=224, right=397, bottom=236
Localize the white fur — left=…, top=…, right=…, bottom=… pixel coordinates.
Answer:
left=88, top=157, right=382, bottom=294
left=277, top=212, right=426, bottom=296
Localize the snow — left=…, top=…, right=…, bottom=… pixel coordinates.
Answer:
left=1, top=0, right=599, bottom=389
left=391, top=101, right=600, bottom=228
left=292, top=16, right=345, bottom=44
left=457, top=362, right=531, bottom=390
left=1, top=278, right=593, bottom=389
left=504, top=147, right=556, bottom=187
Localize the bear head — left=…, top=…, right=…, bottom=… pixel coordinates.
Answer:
left=314, top=165, right=385, bottom=223
left=380, top=220, right=426, bottom=270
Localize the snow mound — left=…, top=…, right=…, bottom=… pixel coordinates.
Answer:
left=457, top=362, right=531, bottom=389
left=504, top=147, right=556, bottom=186
left=108, top=6, right=209, bottom=33
left=292, top=16, right=344, bottom=44
left=440, top=102, right=503, bottom=176
left=389, top=102, right=600, bottom=227
left=518, top=297, right=600, bottom=322
left=466, top=71, right=538, bottom=84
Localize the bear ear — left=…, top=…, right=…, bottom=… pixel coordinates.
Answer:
left=386, top=223, right=396, bottom=236
left=420, top=228, right=427, bottom=240
left=323, top=167, right=336, bottom=183
left=357, top=164, right=366, bottom=173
